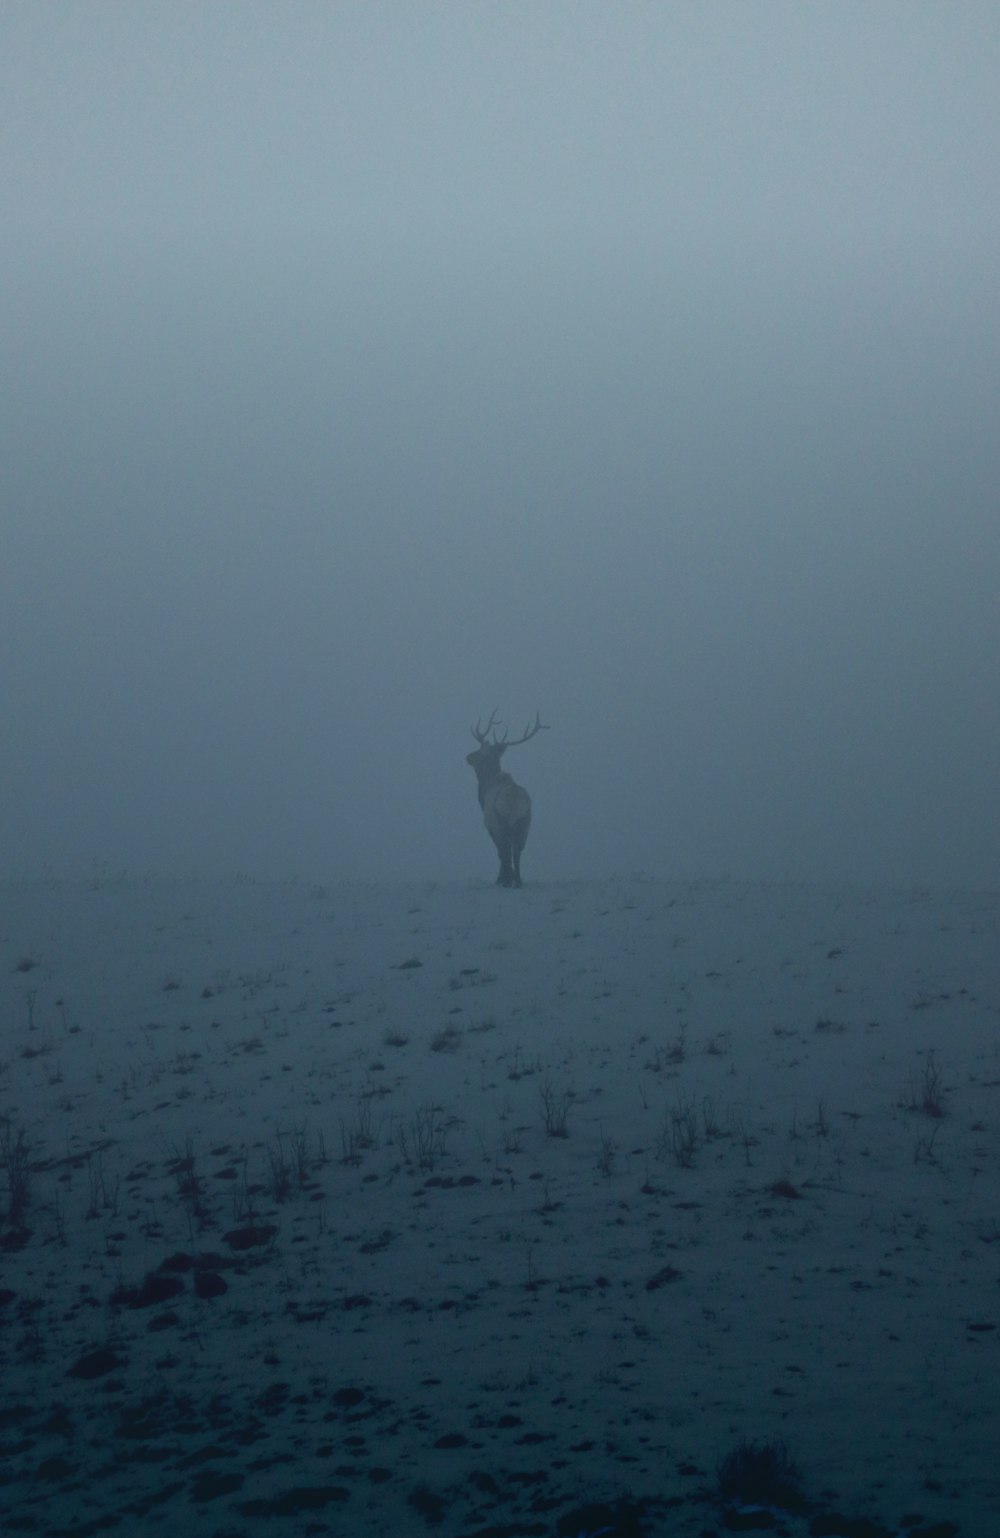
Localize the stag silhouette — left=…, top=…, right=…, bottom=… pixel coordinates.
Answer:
left=466, top=710, right=549, bottom=887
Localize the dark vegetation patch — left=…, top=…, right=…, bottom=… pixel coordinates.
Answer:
left=157, top=1250, right=233, bottom=1274
left=147, top=1309, right=181, bottom=1331
left=190, top=1469, right=245, bottom=1501
left=465, top=1523, right=547, bottom=1537
left=556, top=1498, right=646, bottom=1536
left=111, top=1274, right=184, bottom=1310
left=645, top=1265, right=682, bottom=1290
left=125, top=1480, right=185, bottom=1515
left=66, top=1347, right=124, bottom=1380
left=331, top=1386, right=365, bottom=1407
left=34, top=1454, right=75, bottom=1481
left=769, top=1179, right=804, bottom=1200
left=409, top=1483, right=448, bottom=1523
left=223, top=1224, right=277, bottom=1250
left=718, top=1438, right=803, bottom=1511
left=238, top=1485, right=350, bottom=1515
left=256, top=1382, right=291, bottom=1417
left=194, top=1271, right=227, bottom=1299
left=808, top=1518, right=894, bottom=1537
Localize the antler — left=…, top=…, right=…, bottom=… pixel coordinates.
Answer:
left=471, top=710, right=549, bottom=748
left=500, top=711, right=550, bottom=748
left=471, top=708, right=501, bottom=745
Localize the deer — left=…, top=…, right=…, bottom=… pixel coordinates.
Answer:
left=466, top=710, right=549, bottom=887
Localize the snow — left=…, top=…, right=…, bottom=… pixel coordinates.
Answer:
left=1, top=874, right=998, bottom=1535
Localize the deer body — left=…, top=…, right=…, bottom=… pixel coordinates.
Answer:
left=466, top=711, right=547, bottom=888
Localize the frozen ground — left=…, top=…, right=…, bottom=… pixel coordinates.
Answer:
left=1, top=874, right=998, bottom=1536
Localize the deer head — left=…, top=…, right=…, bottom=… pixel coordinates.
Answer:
left=467, top=709, right=546, bottom=778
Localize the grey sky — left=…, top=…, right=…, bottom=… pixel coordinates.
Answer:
left=2, top=2, right=998, bottom=884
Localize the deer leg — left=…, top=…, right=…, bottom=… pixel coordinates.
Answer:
left=510, top=820, right=529, bottom=888
left=494, top=831, right=513, bottom=886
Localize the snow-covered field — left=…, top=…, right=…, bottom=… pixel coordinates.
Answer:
left=1, top=875, right=998, bottom=1536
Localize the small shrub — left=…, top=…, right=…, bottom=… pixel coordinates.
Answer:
left=168, top=1138, right=208, bottom=1224
left=539, top=1077, right=573, bottom=1138
left=728, top=1108, right=755, bottom=1167
left=913, top=1121, right=941, bottom=1164
left=666, top=1025, right=687, bottom=1064
left=340, top=1099, right=376, bottom=1165
left=596, top=1135, right=617, bottom=1177
left=1, top=1117, right=30, bottom=1227
left=261, top=1128, right=310, bottom=1197
left=907, top=1052, right=945, bottom=1118
left=718, top=1438, right=801, bottom=1509
left=266, top=1137, right=292, bottom=1203
left=398, top=1103, right=448, bottom=1170
left=769, top=1178, right=803, bottom=1200
left=86, top=1153, right=112, bottom=1219
left=289, top=1123, right=310, bottom=1186
left=430, top=1024, right=463, bottom=1053
left=657, top=1095, right=699, bottom=1167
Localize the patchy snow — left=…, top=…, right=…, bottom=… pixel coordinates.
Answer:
left=1, top=875, right=998, bottom=1535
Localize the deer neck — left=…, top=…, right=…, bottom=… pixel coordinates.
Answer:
left=476, top=766, right=512, bottom=810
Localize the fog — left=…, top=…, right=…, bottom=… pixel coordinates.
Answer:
left=2, top=2, right=998, bottom=886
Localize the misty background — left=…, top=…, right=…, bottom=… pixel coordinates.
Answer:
left=2, top=2, right=998, bottom=886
